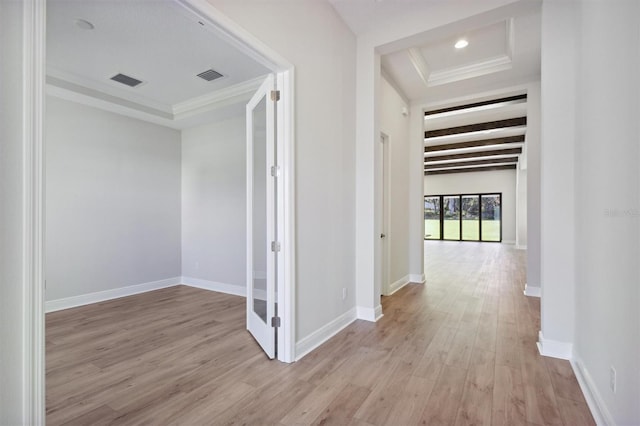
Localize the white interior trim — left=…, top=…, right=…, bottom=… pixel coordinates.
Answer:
left=22, top=0, right=46, bottom=423
left=295, top=307, right=357, bottom=361
left=276, top=70, right=296, bottom=363
left=536, top=330, right=573, bottom=360
left=357, top=305, right=384, bottom=322
left=524, top=283, right=541, bottom=298
left=428, top=54, right=512, bottom=87
left=383, top=274, right=410, bottom=296
left=45, top=277, right=182, bottom=313
left=409, top=273, right=426, bottom=284
left=570, top=356, right=616, bottom=426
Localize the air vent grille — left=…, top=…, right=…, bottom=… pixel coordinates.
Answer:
left=197, top=69, right=223, bottom=82
left=110, top=73, right=143, bottom=87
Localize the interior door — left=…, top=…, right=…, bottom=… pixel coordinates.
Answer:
left=246, top=74, right=277, bottom=358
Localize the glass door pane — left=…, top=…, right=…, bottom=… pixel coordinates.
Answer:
left=246, top=74, right=276, bottom=359
left=252, top=95, right=268, bottom=323
left=442, top=196, right=460, bottom=240
left=461, top=195, right=479, bottom=241
left=424, top=196, right=440, bottom=239
left=481, top=194, right=501, bottom=242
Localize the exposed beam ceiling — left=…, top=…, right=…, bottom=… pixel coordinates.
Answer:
left=424, top=116, right=527, bottom=139
left=424, top=157, right=519, bottom=170
left=424, top=134, right=525, bottom=152
left=425, top=164, right=517, bottom=176
left=424, top=94, right=528, bottom=175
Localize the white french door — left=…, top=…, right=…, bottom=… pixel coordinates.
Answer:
left=246, top=74, right=277, bottom=358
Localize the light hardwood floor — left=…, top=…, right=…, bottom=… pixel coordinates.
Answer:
left=46, top=242, right=594, bottom=425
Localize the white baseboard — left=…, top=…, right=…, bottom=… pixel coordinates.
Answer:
left=503, top=240, right=516, bottom=245
left=356, top=304, right=383, bottom=322
left=409, top=273, right=426, bottom=284
left=570, top=356, right=616, bottom=426
left=295, top=307, right=357, bottom=361
left=524, top=283, right=541, bottom=298
left=181, top=276, right=245, bottom=297
left=536, top=330, right=572, bottom=360
left=383, top=275, right=410, bottom=296
left=516, top=244, right=527, bottom=250
left=45, top=276, right=182, bottom=313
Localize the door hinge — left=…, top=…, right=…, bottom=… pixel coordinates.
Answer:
left=271, top=316, right=281, bottom=327
left=271, top=241, right=281, bottom=252
left=270, top=165, right=280, bottom=177
left=271, top=90, right=280, bottom=101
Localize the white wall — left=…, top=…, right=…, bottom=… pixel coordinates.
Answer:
left=515, top=167, right=527, bottom=248
left=206, top=0, right=357, bottom=340
left=526, top=82, right=541, bottom=289
left=379, top=76, right=411, bottom=288
left=539, top=0, right=577, bottom=353
left=45, top=97, right=182, bottom=301
left=0, top=1, right=26, bottom=423
left=572, top=0, right=639, bottom=424
left=424, top=169, right=517, bottom=243
left=181, top=115, right=246, bottom=289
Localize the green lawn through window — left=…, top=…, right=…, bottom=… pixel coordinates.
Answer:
left=425, top=219, right=500, bottom=242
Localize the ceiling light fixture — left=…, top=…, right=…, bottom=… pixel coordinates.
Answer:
left=74, top=18, right=95, bottom=30
left=454, top=39, right=468, bottom=49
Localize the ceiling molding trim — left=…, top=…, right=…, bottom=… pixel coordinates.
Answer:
left=47, top=67, right=172, bottom=114
left=427, top=54, right=513, bottom=87
left=506, top=18, right=515, bottom=61
left=46, top=83, right=180, bottom=130
left=380, top=66, right=410, bottom=104
left=46, top=76, right=173, bottom=120
left=173, top=74, right=266, bottom=117
left=407, top=47, right=431, bottom=88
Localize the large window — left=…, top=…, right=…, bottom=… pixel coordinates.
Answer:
left=424, top=193, right=502, bottom=242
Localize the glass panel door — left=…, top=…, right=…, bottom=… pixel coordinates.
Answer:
left=424, top=196, right=441, bottom=240
left=461, top=195, right=479, bottom=241
left=481, top=194, right=501, bottom=242
left=246, top=75, right=276, bottom=359
left=442, top=196, right=460, bottom=240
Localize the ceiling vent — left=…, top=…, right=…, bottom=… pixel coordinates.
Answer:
left=197, top=69, right=223, bottom=82
left=110, top=73, right=143, bottom=88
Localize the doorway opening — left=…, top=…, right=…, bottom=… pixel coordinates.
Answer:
left=27, top=0, right=297, bottom=421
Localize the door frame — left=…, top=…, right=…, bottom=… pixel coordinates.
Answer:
left=379, top=133, right=391, bottom=296
left=23, top=0, right=296, bottom=421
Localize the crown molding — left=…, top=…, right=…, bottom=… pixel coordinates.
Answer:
left=428, top=54, right=512, bottom=87
left=46, top=73, right=269, bottom=129
left=407, top=47, right=431, bottom=87
left=407, top=18, right=515, bottom=89
left=47, top=67, right=171, bottom=113
left=172, top=74, right=266, bottom=118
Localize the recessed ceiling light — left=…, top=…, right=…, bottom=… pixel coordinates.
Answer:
left=454, top=39, right=469, bottom=49
left=74, top=18, right=95, bottom=30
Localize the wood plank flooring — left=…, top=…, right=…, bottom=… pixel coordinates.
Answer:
left=46, top=242, right=594, bottom=425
